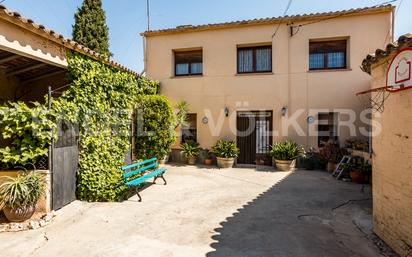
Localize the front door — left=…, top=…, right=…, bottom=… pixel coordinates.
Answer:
left=237, top=111, right=272, bottom=165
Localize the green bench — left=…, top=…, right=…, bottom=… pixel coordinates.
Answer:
left=121, top=157, right=167, bottom=202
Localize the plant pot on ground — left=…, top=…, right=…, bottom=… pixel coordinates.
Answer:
left=341, top=158, right=371, bottom=184
left=203, top=149, right=213, bottom=165
left=319, top=140, right=346, bottom=172
left=270, top=140, right=304, bottom=171
left=0, top=171, right=45, bottom=222
left=211, top=140, right=239, bottom=169
left=181, top=141, right=200, bottom=165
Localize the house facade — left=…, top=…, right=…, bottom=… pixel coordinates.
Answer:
left=142, top=5, right=394, bottom=165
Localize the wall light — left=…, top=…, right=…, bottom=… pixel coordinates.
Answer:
left=281, top=106, right=288, bottom=116
left=224, top=107, right=229, bottom=117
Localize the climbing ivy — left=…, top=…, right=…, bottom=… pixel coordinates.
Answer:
left=55, top=52, right=158, bottom=201
left=134, top=95, right=176, bottom=160
left=0, top=102, right=56, bottom=166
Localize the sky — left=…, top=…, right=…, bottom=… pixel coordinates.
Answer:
left=2, top=0, right=411, bottom=72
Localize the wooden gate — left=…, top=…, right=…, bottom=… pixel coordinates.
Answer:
left=237, top=111, right=272, bottom=165
left=52, top=121, right=79, bottom=210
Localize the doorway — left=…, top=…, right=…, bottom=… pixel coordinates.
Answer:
left=236, top=111, right=272, bottom=165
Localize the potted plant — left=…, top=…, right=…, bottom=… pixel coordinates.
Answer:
left=319, top=141, right=346, bottom=172
left=0, top=171, right=44, bottom=222
left=180, top=141, right=200, bottom=165
left=270, top=140, right=304, bottom=171
left=211, top=140, right=239, bottom=168
left=203, top=149, right=213, bottom=166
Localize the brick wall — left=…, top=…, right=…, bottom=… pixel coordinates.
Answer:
left=370, top=49, right=412, bottom=256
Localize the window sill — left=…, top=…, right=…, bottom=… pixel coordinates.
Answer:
left=307, top=68, right=352, bottom=73
left=236, top=72, right=274, bottom=76
left=170, top=75, right=203, bottom=79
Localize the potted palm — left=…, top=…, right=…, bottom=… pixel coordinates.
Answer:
left=211, top=140, right=239, bottom=168
left=180, top=141, right=200, bottom=165
left=270, top=140, right=304, bottom=171
left=0, top=172, right=44, bottom=222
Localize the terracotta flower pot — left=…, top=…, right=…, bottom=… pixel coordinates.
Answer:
left=3, top=205, right=36, bottom=222
left=158, top=156, right=168, bottom=165
left=216, top=157, right=235, bottom=168
left=326, top=162, right=337, bottom=172
left=186, top=156, right=197, bottom=165
left=204, top=159, right=213, bottom=165
left=274, top=159, right=294, bottom=171
left=350, top=170, right=365, bottom=184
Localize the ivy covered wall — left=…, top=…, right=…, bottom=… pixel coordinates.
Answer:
left=55, top=52, right=158, bottom=201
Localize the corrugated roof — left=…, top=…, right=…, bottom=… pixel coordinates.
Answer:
left=0, top=4, right=139, bottom=76
left=142, top=4, right=394, bottom=37
left=361, top=33, right=412, bottom=74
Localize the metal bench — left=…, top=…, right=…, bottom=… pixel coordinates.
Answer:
left=121, top=157, right=167, bottom=202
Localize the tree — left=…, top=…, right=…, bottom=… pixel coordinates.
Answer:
left=72, top=0, right=112, bottom=57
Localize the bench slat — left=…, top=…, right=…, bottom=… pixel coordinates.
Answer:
left=125, top=168, right=166, bottom=187
left=121, top=157, right=157, bottom=171
left=122, top=163, right=157, bottom=179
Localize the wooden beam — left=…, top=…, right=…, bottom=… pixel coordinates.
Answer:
left=7, top=63, right=48, bottom=77
left=21, top=69, right=66, bottom=84
left=0, top=54, right=20, bottom=65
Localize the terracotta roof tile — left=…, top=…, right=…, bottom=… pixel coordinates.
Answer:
left=0, top=4, right=139, bottom=76
left=142, top=4, right=394, bottom=36
left=361, top=33, right=412, bottom=74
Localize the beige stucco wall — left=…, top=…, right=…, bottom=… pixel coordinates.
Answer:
left=145, top=11, right=393, bottom=150
left=370, top=50, right=412, bottom=256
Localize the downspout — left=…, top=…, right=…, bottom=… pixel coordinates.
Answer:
left=391, top=7, right=395, bottom=43
left=141, top=35, right=147, bottom=75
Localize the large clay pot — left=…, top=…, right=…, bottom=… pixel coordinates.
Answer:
left=204, top=159, right=213, bottom=165
left=186, top=156, right=197, bottom=165
left=158, top=156, right=168, bottom=165
left=3, top=205, right=35, bottom=222
left=326, top=162, right=337, bottom=172
left=350, top=170, right=365, bottom=184
left=274, top=159, right=294, bottom=171
left=216, top=157, right=235, bottom=168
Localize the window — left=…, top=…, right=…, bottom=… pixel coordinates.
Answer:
left=237, top=45, right=272, bottom=73
left=181, top=114, right=197, bottom=143
left=318, top=112, right=338, bottom=146
left=174, top=50, right=202, bottom=76
left=309, top=40, right=347, bottom=70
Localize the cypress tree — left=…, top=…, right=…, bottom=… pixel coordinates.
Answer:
left=72, top=0, right=112, bottom=57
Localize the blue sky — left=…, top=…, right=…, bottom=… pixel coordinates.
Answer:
left=3, top=0, right=411, bottom=72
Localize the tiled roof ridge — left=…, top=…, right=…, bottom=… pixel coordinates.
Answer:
left=142, top=4, right=394, bottom=36
left=361, top=33, right=412, bottom=74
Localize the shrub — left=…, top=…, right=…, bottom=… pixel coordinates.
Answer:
left=211, top=140, right=239, bottom=158
left=0, top=102, right=56, bottom=166
left=319, top=141, right=346, bottom=163
left=270, top=140, right=304, bottom=161
left=181, top=141, right=200, bottom=158
left=134, top=95, right=176, bottom=160
left=0, top=171, right=45, bottom=209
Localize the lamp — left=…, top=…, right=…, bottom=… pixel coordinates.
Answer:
left=224, top=107, right=229, bottom=117
left=281, top=106, right=288, bottom=116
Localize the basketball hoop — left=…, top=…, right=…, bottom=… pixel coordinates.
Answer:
left=356, top=86, right=394, bottom=113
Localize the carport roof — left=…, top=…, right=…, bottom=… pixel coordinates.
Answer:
left=0, top=4, right=139, bottom=77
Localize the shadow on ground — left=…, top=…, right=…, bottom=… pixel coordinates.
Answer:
left=205, top=170, right=391, bottom=257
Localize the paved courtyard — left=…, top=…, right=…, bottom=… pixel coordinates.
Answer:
left=0, top=165, right=392, bottom=257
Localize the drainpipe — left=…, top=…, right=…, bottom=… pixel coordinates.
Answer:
left=141, top=35, right=147, bottom=75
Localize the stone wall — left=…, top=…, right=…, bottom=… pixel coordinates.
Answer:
left=370, top=49, right=412, bottom=256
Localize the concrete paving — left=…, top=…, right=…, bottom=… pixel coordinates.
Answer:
left=0, top=165, right=390, bottom=257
